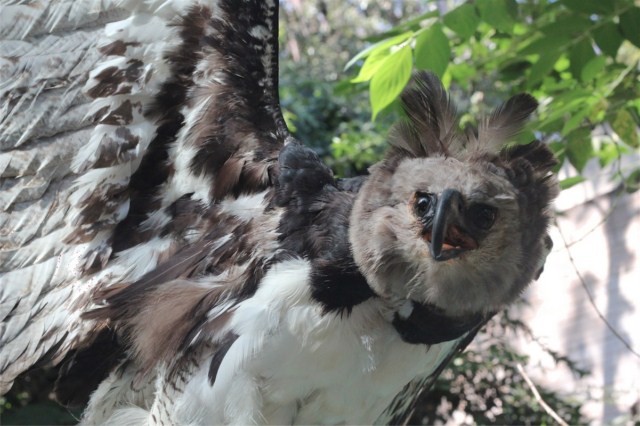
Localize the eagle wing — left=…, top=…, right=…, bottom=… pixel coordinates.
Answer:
left=0, top=0, right=288, bottom=394
left=376, top=321, right=486, bottom=424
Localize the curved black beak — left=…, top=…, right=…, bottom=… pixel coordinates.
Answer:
left=428, top=189, right=477, bottom=261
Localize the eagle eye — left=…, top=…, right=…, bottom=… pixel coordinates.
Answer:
left=468, top=203, right=497, bottom=230
left=414, top=192, right=435, bottom=218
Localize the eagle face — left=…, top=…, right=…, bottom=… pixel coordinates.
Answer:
left=352, top=156, right=530, bottom=317
left=350, top=74, right=558, bottom=318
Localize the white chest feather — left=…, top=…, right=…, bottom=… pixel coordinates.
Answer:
left=172, top=259, right=463, bottom=425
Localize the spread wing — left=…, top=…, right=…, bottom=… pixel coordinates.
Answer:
left=0, top=0, right=288, bottom=394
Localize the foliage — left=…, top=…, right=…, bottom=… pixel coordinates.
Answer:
left=278, top=0, right=423, bottom=176
left=347, top=0, right=640, bottom=191
left=409, top=309, right=587, bottom=425
left=0, top=369, right=79, bottom=425
left=278, top=78, right=390, bottom=176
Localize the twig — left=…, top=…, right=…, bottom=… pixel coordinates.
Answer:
left=555, top=218, right=640, bottom=359
left=562, top=191, right=621, bottom=248
left=401, top=407, right=416, bottom=426
left=516, top=363, right=569, bottom=426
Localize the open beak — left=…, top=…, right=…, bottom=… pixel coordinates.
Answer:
left=423, top=189, right=478, bottom=261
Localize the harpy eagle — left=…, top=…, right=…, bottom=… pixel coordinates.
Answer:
left=0, top=0, right=558, bottom=424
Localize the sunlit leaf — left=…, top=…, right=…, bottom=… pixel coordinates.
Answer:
left=282, top=109, right=298, bottom=133
left=619, top=7, right=640, bottom=48
left=415, top=23, right=451, bottom=77
left=554, top=56, right=570, bottom=72
left=559, top=176, right=586, bottom=190
left=370, top=44, right=412, bottom=120
left=349, top=31, right=413, bottom=81
left=581, top=56, right=606, bottom=82
left=597, top=141, right=625, bottom=168
left=443, top=4, right=480, bottom=40
left=612, top=109, right=640, bottom=148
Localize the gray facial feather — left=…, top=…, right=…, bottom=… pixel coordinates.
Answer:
left=350, top=72, right=558, bottom=317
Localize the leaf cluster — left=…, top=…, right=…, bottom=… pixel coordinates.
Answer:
left=347, top=0, right=640, bottom=191
left=411, top=309, right=587, bottom=425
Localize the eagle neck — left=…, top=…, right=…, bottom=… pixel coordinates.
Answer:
left=391, top=300, right=490, bottom=345
left=306, top=188, right=378, bottom=314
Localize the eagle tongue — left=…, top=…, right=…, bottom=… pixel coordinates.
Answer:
left=445, top=225, right=478, bottom=251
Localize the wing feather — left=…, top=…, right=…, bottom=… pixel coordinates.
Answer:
left=376, top=321, right=487, bottom=424
left=0, top=2, right=126, bottom=41
left=0, top=0, right=288, bottom=395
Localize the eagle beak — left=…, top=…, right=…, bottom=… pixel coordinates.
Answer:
left=427, top=189, right=478, bottom=261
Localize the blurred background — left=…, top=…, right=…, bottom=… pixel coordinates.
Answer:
left=2, top=0, right=639, bottom=424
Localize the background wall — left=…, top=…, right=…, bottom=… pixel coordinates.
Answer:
left=518, top=159, right=640, bottom=423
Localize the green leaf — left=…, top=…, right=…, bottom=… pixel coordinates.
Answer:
left=549, top=141, right=566, bottom=173
left=548, top=141, right=566, bottom=156
left=566, top=127, right=593, bottom=172
left=597, top=142, right=624, bottom=168
left=612, top=109, right=639, bottom=148
left=448, top=62, right=476, bottom=87
left=624, top=168, right=640, bottom=193
left=370, top=45, right=412, bottom=120
left=537, top=91, right=592, bottom=131
left=499, top=60, right=532, bottom=81
left=443, top=4, right=480, bottom=40
left=593, top=22, right=623, bottom=58
left=365, top=10, right=439, bottom=42
left=561, top=0, right=613, bottom=15
left=580, top=55, right=606, bottom=82
left=619, top=7, right=640, bottom=48
left=476, top=0, right=516, bottom=33
left=569, top=38, right=595, bottom=81
left=554, top=56, right=570, bottom=72
left=415, top=23, right=451, bottom=77
left=351, top=51, right=388, bottom=83
left=539, top=15, right=592, bottom=38
left=349, top=31, right=413, bottom=81
left=559, top=176, right=586, bottom=190
left=527, top=50, right=561, bottom=88
left=562, top=107, right=590, bottom=135
left=519, top=35, right=569, bottom=56
left=551, top=89, right=594, bottom=105
left=514, top=129, right=536, bottom=145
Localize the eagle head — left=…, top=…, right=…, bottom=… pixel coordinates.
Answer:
left=350, top=72, right=558, bottom=318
